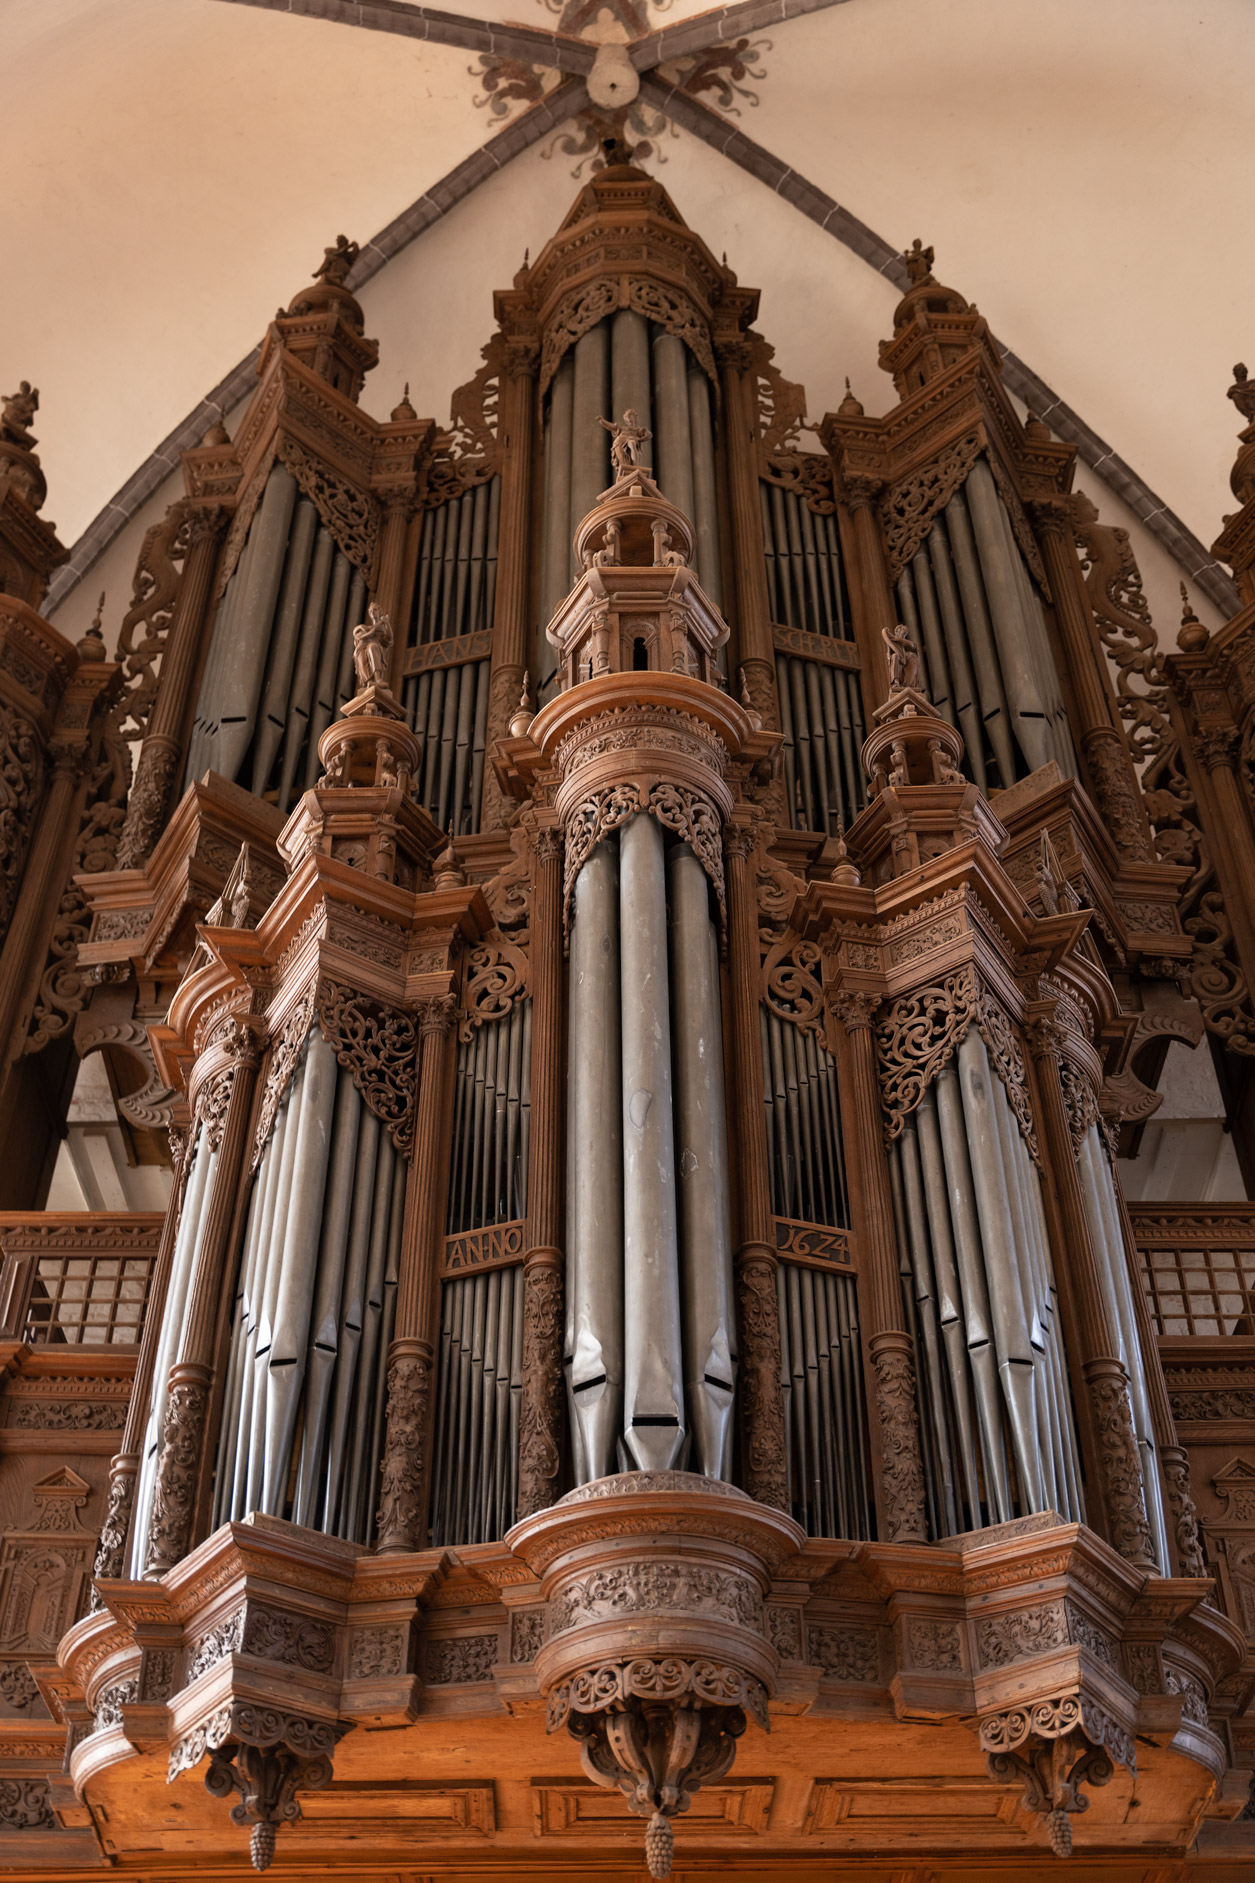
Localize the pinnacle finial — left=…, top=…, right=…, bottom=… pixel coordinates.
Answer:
left=1177, top=583, right=1209, bottom=651
left=830, top=818, right=861, bottom=887
left=1229, top=360, right=1255, bottom=424
left=315, top=233, right=358, bottom=286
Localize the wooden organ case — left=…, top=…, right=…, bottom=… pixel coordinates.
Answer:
left=0, top=166, right=1250, bottom=1878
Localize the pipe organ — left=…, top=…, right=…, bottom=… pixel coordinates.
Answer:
left=1, top=157, right=1252, bottom=1882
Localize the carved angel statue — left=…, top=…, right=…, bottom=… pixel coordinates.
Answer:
left=882, top=622, right=921, bottom=694
left=315, top=233, right=359, bottom=286
left=1, top=380, right=38, bottom=439
left=599, top=408, right=652, bottom=479
left=352, top=602, right=393, bottom=688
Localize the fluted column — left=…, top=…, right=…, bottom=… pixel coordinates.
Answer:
left=0, top=742, right=86, bottom=1068
left=376, top=991, right=457, bottom=1553
left=1022, top=1009, right=1157, bottom=1570
left=116, top=504, right=226, bottom=869
left=516, top=824, right=565, bottom=1517
left=144, top=1025, right=262, bottom=1574
left=832, top=989, right=927, bottom=1543
left=716, top=339, right=778, bottom=731
left=481, top=336, right=539, bottom=830
left=725, top=821, right=788, bottom=1511
left=840, top=475, right=896, bottom=717
left=1030, top=499, right=1154, bottom=862
left=90, top=1127, right=196, bottom=1600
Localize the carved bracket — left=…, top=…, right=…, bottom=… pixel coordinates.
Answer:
left=979, top=1692, right=1132, bottom=1858
left=171, top=1703, right=343, bottom=1873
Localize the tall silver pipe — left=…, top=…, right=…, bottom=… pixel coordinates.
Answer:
left=651, top=331, right=695, bottom=525
left=335, top=573, right=367, bottom=711
left=567, top=841, right=623, bottom=1480
left=667, top=843, right=735, bottom=1478
left=1079, top=1126, right=1167, bottom=1563
left=687, top=367, right=721, bottom=607
left=926, top=521, right=989, bottom=791
left=915, top=1090, right=983, bottom=1527
left=185, top=544, right=244, bottom=786
left=611, top=310, right=652, bottom=453
left=569, top=326, right=611, bottom=578
left=290, top=1071, right=362, bottom=1526
left=251, top=497, right=318, bottom=795
left=955, top=1030, right=1043, bottom=1510
left=213, top=465, right=299, bottom=783
left=620, top=815, right=685, bottom=1470
left=277, top=525, right=334, bottom=813
left=261, top=1028, right=339, bottom=1514
left=942, top=492, right=1017, bottom=787
left=304, top=551, right=353, bottom=788
left=227, top=1095, right=292, bottom=1522
left=335, top=1134, right=395, bottom=1538
left=964, top=459, right=1053, bottom=776
left=132, top=1131, right=216, bottom=1572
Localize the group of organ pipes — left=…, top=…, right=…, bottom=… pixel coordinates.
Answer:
left=0, top=157, right=1253, bottom=1874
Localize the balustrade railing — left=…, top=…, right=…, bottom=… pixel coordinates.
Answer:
left=1130, top=1202, right=1255, bottom=1337
left=0, top=1214, right=163, bottom=1347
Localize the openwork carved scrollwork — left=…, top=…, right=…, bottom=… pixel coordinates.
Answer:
left=0, top=701, right=43, bottom=945
left=539, top=276, right=716, bottom=400
left=875, top=968, right=978, bottom=1141
left=315, top=980, right=418, bottom=1153
left=252, top=981, right=318, bottom=1169
left=459, top=939, right=529, bottom=1042
left=277, top=433, right=378, bottom=578
left=761, top=934, right=826, bottom=1038
left=562, top=781, right=725, bottom=941
left=973, top=987, right=1039, bottom=1166
left=881, top=431, right=982, bottom=578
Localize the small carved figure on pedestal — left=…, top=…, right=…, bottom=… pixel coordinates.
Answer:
left=599, top=408, right=652, bottom=480
left=882, top=622, right=921, bottom=695
left=315, top=234, right=359, bottom=287
left=352, top=602, right=393, bottom=692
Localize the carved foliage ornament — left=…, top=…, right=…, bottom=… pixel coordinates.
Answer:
left=874, top=966, right=1038, bottom=1161
left=516, top=1259, right=564, bottom=1519
left=374, top=1349, right=432, bottom=1553
left=539, top=276, right=717, bottom=401
left=880, top=431, right=982, bottom=579
left=252, top=980, right=319, bottom=1169
left=563, top=781, right=725, bottom=942
left=315, top=979, right=418, bottom=1154
left=735, top=1251, right=789, bottom=1511
left=0, top=702, right=44, bottom=943
left=870, top=1340, right=928, bottom=1542
left=980, top=1692, right=1131, bottom=1859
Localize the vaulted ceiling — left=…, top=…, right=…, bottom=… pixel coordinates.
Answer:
left=5, top=0, right=1251, bottom=625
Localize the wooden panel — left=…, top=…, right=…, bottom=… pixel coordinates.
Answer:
left=297, top=1780, right=495, bottom=1834
left=772, top=623, right=861, bottom=670
left=441, top=1220, right=526, bottom=1277
left=773, top=1216, right=857, bottom=1273
left=532, top=1777, right=774, bottom=1837
left=804, top=1776, right=1027, bottom=1844
left=403, top=629, right=492, bottom=676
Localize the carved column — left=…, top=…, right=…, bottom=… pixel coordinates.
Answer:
left=840, top=475, right=896, bottom=717
left=144, top=1024, right=262, bottom=1574
left=516, top=823, right=565, bottom=1517
left=91, top=1125, right=195, bottom=1599
left=725, top=821, right=788, bottom=1511
left=116, top=504, right=226, bottom=869
left=481, top=334, right=539, bottom=832
left=1023, top=1009, right=1157, bottom=1571
left=1109, top=1177, right=1206, bottom=1575
left=376, top=990, right=457, bottom=1553
left=716, top=338, right=779, bottom=731
left=1031, top=499, right=1154, bottom=862
left=832, top=989, right=927, bottom=1543
left=0, top=741, right=89, bottom=1072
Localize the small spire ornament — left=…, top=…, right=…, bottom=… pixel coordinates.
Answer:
left=1177, top=583, right=1209, bottom=652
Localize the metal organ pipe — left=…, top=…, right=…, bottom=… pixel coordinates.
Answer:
left=129, top=1131, right=218, bottom=1574
left=611, top=310, right=652, bottom=449
left=566, top=842, right=624, bottom=1483
left=620, top=814, right=685, bottom=1470
left=570, top=326, right=611, bottom=567
left=210, top=1030, right=405, bottom=1545
left=651, top=332, right=696, bottom=530
left=1077, top=1124, right=1171, bottom=1568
